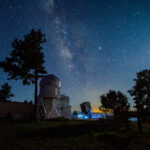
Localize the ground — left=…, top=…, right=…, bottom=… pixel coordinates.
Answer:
left=0, top=119, right=150, bottom=150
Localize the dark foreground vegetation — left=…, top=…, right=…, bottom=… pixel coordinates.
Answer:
left=0, top=120, right=150, bottom=150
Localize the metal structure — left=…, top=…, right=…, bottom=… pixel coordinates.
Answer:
left=80, top=102, right=92, bottom=114
left=37, top=74, right=71, bottom=119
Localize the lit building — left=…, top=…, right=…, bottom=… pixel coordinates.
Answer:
left=37, top=74, right=71, bottom=119
left=72, top=102, right=112, bottom=120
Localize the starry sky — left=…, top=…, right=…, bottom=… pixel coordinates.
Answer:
left=1, top=0, right=150, bottom=111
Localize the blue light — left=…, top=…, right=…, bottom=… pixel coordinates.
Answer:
left=128, top=117, right=138, bottom=122
left=83, top=115, right=89, bottom=119
left=71, top=109, right=104, bottom=120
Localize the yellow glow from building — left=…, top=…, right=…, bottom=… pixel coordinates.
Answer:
left=93, top=107, right=113, bottom=113
left=93, top=108, right=103, bottom=113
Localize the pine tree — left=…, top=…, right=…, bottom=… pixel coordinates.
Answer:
left=128, top=69, right=150, bottom=132
left=0, top=29, right=47, bottom=118
left=0, top=83, right=14, bottom=102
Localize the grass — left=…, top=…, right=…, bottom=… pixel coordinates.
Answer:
left=0, top=120, right=150, bottom=150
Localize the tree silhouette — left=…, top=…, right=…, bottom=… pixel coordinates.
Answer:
left=0, top=83, right=14, bottom=102
left=128, top=69, right=150, bottom=132
left=128, top=69, right=150, bottom=113
left=0, top=29, right=47, bottom=118
left=100, top=90, right=130, bottom=118
left=24, top=100, right=28, bottom=104
left=73, top=110, right=78, bottom=115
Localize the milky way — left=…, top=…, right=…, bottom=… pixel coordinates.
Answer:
left=1, top=0, right=150, bottom=110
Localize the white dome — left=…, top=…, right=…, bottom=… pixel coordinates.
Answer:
left=40, top=74, right=61, bottom=88
left=39, top=74, right=61, bottom=98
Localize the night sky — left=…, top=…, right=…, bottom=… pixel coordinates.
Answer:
left=1, top=0, right=150, bottom=111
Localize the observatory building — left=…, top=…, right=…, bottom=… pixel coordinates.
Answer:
left=37, top=74, right=71, bottom=119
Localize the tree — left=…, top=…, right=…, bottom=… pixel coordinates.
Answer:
left=0, top=83, right=14, bottom=102
left=0, top=29, right=47, bottom=118
left=24, top=100, right=33, bottom=104
left=29, top=100, right=33, bottom=104
left=128, top=69, right=150, bottom=132
left=100, top=90, right=130, bottom=118
left=24, top=100, right=28, bottom=104
left=72, top=110, right=78, bottom=115
left=128, top=69, right=150, bottom=113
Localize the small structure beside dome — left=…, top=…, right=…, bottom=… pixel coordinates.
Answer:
left=37, top=74, right=71, bottom=119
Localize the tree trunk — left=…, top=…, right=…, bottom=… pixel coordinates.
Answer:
left=33, top=71, right=38, bottom=120
left=125, top=111, right=130, bottom=131
left=137, top=113, right=143, bottom=133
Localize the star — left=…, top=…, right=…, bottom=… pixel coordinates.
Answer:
left=98, top=46, right=102, bottom=50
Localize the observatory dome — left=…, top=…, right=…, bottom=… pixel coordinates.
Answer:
left=39, top=74, right=61, bottom=98
left=40, top=74, right=61, bottom=88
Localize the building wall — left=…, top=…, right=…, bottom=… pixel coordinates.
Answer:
left=53, top=96, right=71, bottom=119
left=0, top=102, right=33, bottom=119
left=37, top=95, right=71, bottom=119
